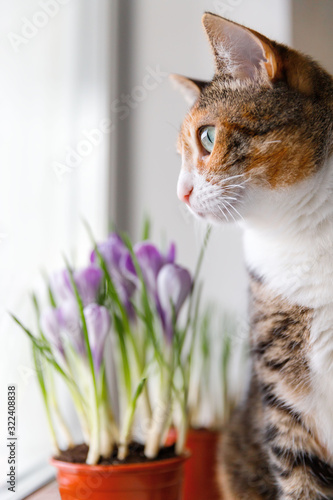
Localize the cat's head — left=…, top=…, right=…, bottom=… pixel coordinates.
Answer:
left=172, top=13, right=333, bottom=224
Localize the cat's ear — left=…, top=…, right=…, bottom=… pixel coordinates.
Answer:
left=169, top=74, right=208, bottom=106
left=202, top=13, right=280, bottom=81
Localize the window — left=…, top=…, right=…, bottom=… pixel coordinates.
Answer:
left=0, top=1, right=117, bottom=497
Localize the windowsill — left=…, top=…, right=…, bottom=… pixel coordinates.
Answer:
left=0, top=463, right=56, bottom=500
left=25, top=482, right=60, bottom=500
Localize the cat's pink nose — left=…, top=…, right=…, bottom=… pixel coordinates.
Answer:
left=178, top=185, right=193, bottom=204
left=183, top=189, right=193, bottom=204
left=177, top=174, right=193, bottom=204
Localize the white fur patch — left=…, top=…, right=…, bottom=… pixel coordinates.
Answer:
left=243, top=162, right=333, bottom=455
left=177, top=168, right=248, bottom=224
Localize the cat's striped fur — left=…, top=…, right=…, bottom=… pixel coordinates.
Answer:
left=172, top=13, right=333, bottom=499
left=220, top=271, right=333, bottom=499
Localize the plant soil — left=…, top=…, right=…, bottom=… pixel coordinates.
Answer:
left=54, top=442, right=177, bottom=465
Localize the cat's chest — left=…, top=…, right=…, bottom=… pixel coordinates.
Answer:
left=250, top=276, right=333, bottom=454
left=243, top=227, right=333, bottom=309
left=245, top=229, right=333, bottom=453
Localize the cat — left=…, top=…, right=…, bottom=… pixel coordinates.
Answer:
left=171, top=12, right=333, bottom=500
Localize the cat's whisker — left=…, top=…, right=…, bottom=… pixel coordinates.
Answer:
left=223, top=196, right=238, bottom=202
left=223, top=198, right=244, bottom=221
left=223, top=184, right=247, bottom=190
left=220, top=199, right=238, bottom=220
left=201, top=187, right=242, bottom=203
left=217, top=205, right=228, bottom=222
left=217, top=179, right=244, bottom=188
left=202, top=192, right=225, bottom=202
left=219, top=174, right=246, bottom=183
left=219, top=201, right=236, bottom=222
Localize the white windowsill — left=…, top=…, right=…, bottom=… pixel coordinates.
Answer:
left=0, top=462, right=55, bottom=500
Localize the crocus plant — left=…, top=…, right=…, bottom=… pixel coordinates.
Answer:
left=12, top=225, right=207, bottom=465
left=186, top=305, right=248, bottom=430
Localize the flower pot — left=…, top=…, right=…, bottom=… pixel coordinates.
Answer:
left=50, top=454, right=188, bottom=500
left=183, top=429, right=222, bottom=500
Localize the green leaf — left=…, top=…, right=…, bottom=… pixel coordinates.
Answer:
left=64, top=259, right=97, bottom=386
left=11, top=313, right=74, bottom=385
left=64, top=257, right=101, bottom=463
left=141, top=216, right=151, bottom=241
left=180, top=225, right=211, bottom=351
left=41, top=270, right=57, bottom=307
left=32, top=343, right=59, bottom=450
left=121, top=233, right=163, bottom=365
left=113, top=314, right=132, bottom=402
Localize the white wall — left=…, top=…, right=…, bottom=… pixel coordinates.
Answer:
left=292, top=0, right=333, bottom=74
left=116, top=0, right=292, bottom=317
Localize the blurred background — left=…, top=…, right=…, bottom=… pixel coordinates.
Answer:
left=1, top=0, right=332, bottom=497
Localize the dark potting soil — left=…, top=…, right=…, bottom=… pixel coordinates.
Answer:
left=54, top=442, right=177, bottom=465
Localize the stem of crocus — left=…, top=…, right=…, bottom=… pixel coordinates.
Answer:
left=118, top=377, right=147, bottom=460
left=70, top=386, right=91, bottom=444
left=175, top=405, right=187, bottom=455
left=85, top=371, right=100, bottom=464
left=145, top=349, right=173, bottom=459
left=129, top=331, right=152, bottom=423
left=117, top=416, right=130, bottom=460
left=99, top=370, right=117, bottom=458
left=66, top=362, right=91, bottom=444
left=86, top=405, right=100, bottom=464
left=46, top=404, right=60, bottom=454
left=31, top=344, right=60, bottom=453
left=141, top=382, right=152, bottom=424
left=99, top=402, right=115, bottom=458
left=50, top=390, right=75, bottom=447
left=144, top=397, right=171, bottom=458
left=77, top=362, right=101, bottom=464
left=65, top=261, right=100, bottom=464
left=47, top=367, right=75, bottom=447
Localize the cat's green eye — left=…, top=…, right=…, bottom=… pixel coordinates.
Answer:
left=199, top=126, right=216, bottom=154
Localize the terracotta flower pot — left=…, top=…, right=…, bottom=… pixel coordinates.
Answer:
left=183, top=429, right=222, bottom=500
left=50, top=454, right=188, bottom=500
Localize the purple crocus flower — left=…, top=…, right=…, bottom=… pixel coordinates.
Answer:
left=132, top=242, right=165, bottom=295
left=90, top=233, right=125, bottom=270
left=49, top=270, right=73, bottom=305
left=73, top=267, right=103, bottom=306
left=50, top=266, right=102, bottom=307
left=165, top=242, right=176, bottom=264
left=157, top=263, right=192, bottom=342
left=60, top=302, right=86, bottom=355
left=40, top=304, right=85, bottom=357
left=90, top=234, right=136, bottom=318
left=40, top=307, right=66, bottom=358
left=84, top=304, right=111, bottom=374
left=123, top=241, right=177, bottom=296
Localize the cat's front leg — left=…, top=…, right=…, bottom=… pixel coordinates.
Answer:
left=263, top=387, right=333, bottom=499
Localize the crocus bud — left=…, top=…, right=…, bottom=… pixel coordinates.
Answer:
left=60, top=302, right=85, bottom=355
left=40, top=307, right=65, bottom=358
left=165, top=242, right=176, bottom=264
left=50, top=266, right=102, bottom=307
left=73, top=266, right=103, bottom=306
left=50, top=270, right=72, bottom=305
left=84, top=304, right=111, bottom=374
left=124, top=241, right=177, bottom=292
left=90, top=233, right=125, bottom=269
left=134, top=242, right=164, bottom=296
left=157, top=264, right=192, bottom=341
left=91, top=234, right=137, bottom=319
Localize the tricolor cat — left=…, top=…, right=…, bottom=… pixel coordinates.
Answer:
left=172, top=13, right=333, bottom=500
